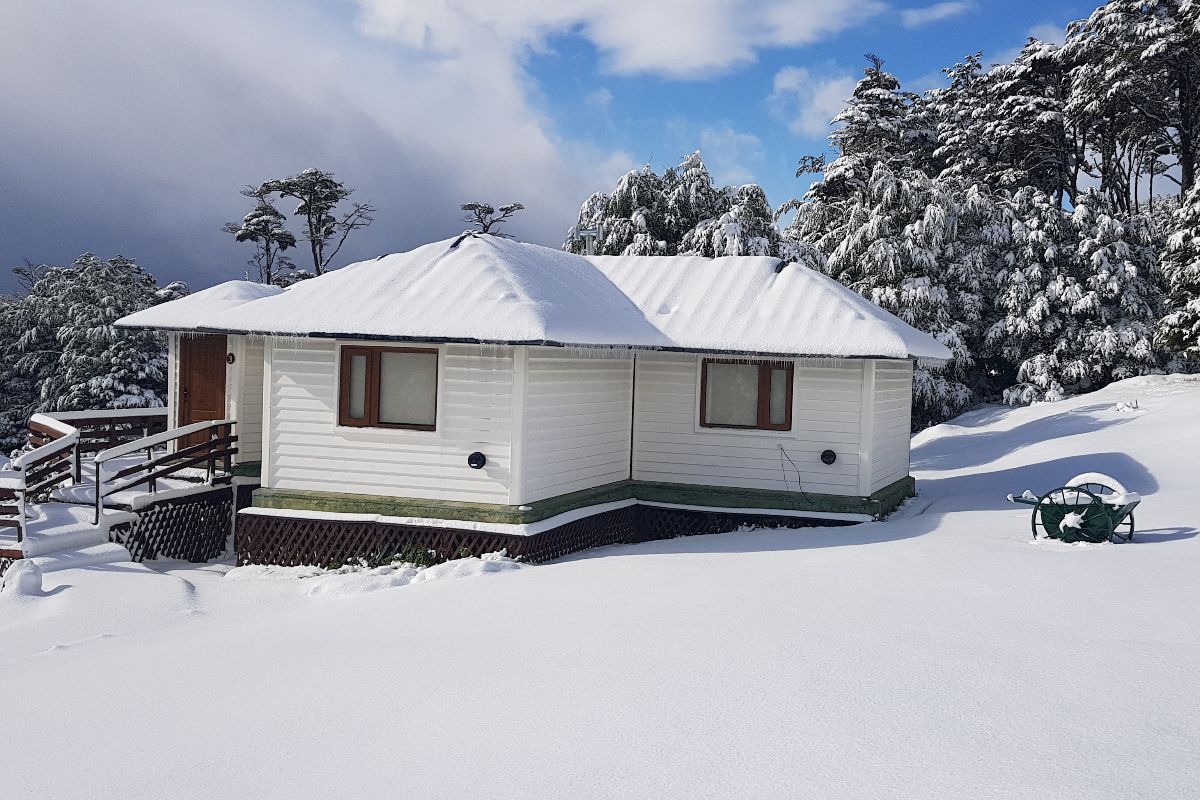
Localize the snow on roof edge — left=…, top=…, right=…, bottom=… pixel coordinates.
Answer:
left=185, top=325, right=936, bottom=361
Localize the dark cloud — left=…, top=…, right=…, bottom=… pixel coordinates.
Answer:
left=0, top=0, right=627, bottom=291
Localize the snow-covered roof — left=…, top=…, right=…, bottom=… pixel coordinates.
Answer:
left=118, top=236, right=951, bottom=361
left=117, top=280, right=285, bottom=330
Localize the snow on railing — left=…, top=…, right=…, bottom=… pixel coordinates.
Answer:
left=91, top=419, right=238, bottom=524
left=1, top=409, right=231, bottom=549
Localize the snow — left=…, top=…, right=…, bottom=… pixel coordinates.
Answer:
left=590, top=251, right=952, bottom=360
left=114, top=280, right=284, bottom=331
left=1, top=559, right=42, bottom=596
left=1, top=374, right=1197, bottom=799
left=224, top=551, right=523, bottom=598
left=126, top=235, right=952, bottom=361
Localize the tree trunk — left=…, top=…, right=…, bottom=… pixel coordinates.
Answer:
left=1179, top=65, right=1195, bottom=194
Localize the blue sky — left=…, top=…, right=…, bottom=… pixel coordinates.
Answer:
left=529, top=0, right=1087, bottom=209
left=0, top=1, right=1093, bottom=291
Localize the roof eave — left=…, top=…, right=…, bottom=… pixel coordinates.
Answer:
left=182, top=325, right=922, bottom=360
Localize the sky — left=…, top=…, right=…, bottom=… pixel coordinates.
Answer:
left=0, top=0, right=1095, bottom=292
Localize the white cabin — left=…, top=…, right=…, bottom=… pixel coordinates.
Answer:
left=116, top=235, right=949, bottom=562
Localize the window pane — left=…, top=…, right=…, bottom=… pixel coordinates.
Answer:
left=347, top=354, right=367, bottom=420
left=379, top=351, right=437, bottom=426
left=769, top=368, right=789, bottom=425
left=704, top=362, right=759, bottom=426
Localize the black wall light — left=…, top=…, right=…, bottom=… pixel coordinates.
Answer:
left=820, top=449, right=837, bottom=465
left=467, top=452, right=487, bottom=469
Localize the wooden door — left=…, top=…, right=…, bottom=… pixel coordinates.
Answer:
left=178, top=335, right=228, bottom=446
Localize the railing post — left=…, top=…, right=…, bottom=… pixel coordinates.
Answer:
left=94, top=459, right=102, bottom=526
left=206, top=425, right=216, bottom=485
left=15, top=472, right=27, bottom=546
left=223, top=423, right=232, bottom=477
left=144, top=426, right=157, bottom=494
left=73, top=440, right=82, bottom=485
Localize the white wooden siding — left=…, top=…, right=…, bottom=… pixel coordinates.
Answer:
left=632, top=353, right=864, bottom=496
left=869, top=359, right=913, bottom=493
left=237, top=339, right=266, bottom=463
left=519, top=347, right=633, bottom=503
left=264, top=339, right=514, bottom=502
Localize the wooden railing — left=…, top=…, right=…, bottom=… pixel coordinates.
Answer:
left=0, top=414, right=82, bottom=545
left=0, top=409, right=235, bottom=546
left=32, top=409, right=169, bottom=458
left=92, top=419, right=237, bottom=524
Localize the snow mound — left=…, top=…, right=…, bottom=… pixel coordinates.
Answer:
left=1, top=560, right=43, bottom=597
left=223, top=552, right=524, bottom=598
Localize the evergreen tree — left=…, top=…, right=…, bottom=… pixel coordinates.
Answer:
left=8, top=255, right=186, bottom=423
left=1157, top=185, right=1200, bottom=361
left=813, top=55, right=915, bottom=204
left=563, top=152, right=779, bottom=257
left=661, top=152, right=725, bottom=245
left=820, top=162, right=977, bottom=425
left=223, top=187, right=299, bottom=286
left=988, top=187, right=1078, bottom=403
left=1070, top=191, right=1162, bottom=382
left=679, top=185, right=780, bottom=257
left=259, top=168, right=376, bottom=274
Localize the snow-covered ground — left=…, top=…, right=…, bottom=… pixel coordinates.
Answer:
left=1, top=375, right=1197, bottom=799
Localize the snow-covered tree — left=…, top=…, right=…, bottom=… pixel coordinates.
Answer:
left=1069, top=192, right=1162, bottom=381
left=564, top=152, right=780, bottom=257
left=997, top=191, right=1162, bottom=402
left=223, top=187, right=299, bottom=286
left=7, top=255, right=186, bottom=427
left=662, top=151, right=726, bottom=244
left=1065, top=0, right=1200, bottom=199
left=987, top=187, right=1078, bottom=402
left=1157, top=185, right=1200, bottom=361
left=679, top=185, right=780, bottom=257
left=259, top=168, right=375, bottom=275
left=813, top=162, right=978, bottom=424
left=811, top=55, right=916, bottom=205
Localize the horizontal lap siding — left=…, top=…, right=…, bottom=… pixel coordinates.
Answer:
left=266, top=340, right=513, bottom=502
left=521, top=348, right=632, bottom=503
left=870, top=360, right=913, bottom=492
left=633, top=353, right=863, bottom=496
left=239, top=340, right=265, bottom=463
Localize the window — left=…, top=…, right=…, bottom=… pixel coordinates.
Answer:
left=339, top=346, right=438, bottom=430
left=700, top=359, right=793, bottom=431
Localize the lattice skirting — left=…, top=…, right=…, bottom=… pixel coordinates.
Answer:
left=236, top=505, right=857, bottom=567
left=0, top=556, right=15, bottom=578
left=110, top=488, right=233, bottom=563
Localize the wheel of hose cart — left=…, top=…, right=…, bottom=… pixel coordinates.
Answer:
left=1032, top=486, right=1112, bottom=543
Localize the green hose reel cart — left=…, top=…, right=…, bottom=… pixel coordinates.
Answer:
left=1008, top=472, right=1140, bottom=544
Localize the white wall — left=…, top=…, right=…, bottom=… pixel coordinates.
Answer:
left=236, top=339, right=266, bottom=464
left=631, top=352, right=866, bottom=497
left=263, top=339, right=514, bottom=503
left=519, top=347, right=633, bottom=503
left=869, top=360, right=913, bottom=493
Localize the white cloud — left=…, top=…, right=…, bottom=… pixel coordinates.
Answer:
left=0, top=0, right=887, bottom=288
left=769, top=67, right=857, bottom=139
left=585, top=87, right=614, bottom=112
left=0, top=0, right=629, bottom=286
left=697, top=124, right=765, bottom=186
left=900, top=2, right=973, bottom=29
left=355, top=0, right=887, bottom=79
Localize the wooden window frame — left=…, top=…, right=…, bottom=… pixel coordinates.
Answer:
left=699, top=358, right=794, bottom=432
left=338, top=345, right=439, bottom=431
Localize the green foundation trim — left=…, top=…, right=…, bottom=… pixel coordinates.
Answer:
left=232, top=460, right=262, bottom=478
left=251, top=476, right=916, bottom=525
